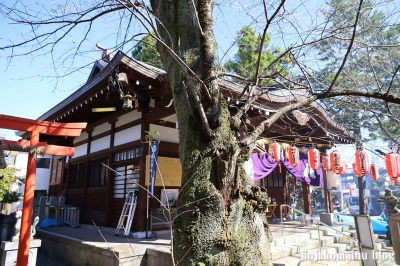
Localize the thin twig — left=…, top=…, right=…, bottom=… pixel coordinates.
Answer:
left=91, top=221, right=124, bottom=265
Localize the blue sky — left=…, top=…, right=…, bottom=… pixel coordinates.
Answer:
left=0, top=1, right=130, bottom=140
left=0, top=1, right=248, bottom=140
left=0, top=1, right=390, bottom=168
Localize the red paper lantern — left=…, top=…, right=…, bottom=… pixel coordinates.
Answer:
left=330, top=150, right=342, bottom=174
left=322, top=156, right=331, bottom=170
left=288, top=146, right=300, bottom=167
left=308, top=148, right=320, bottom=170
left=269, top=142, right=281, bottom=162
left=352, top=162, right=361, bottom=177
left=397, top=155, right=400, bottom=178
left=370, top=164, right=379, bottom=181
left=355, top=150, right=370, bottom=175
left=385, top=152, right=399, bottom=178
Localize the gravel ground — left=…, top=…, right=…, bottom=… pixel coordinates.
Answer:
left=35, top=249, right=70, bottom=266
left=1, top=218, right=70, bottom=266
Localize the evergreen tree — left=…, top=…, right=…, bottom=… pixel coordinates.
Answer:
left=132, top=34, right=163, bottom=69
left=315, top=0, right=400, bottom=214
left=316, top=0, right=400, bottom=144
left=224, top=26, right=291, bottom=86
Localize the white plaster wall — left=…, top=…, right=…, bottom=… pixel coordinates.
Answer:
left=114, top=125, right=141, bottom=146
left=72, top=143, right=88, bottom=158
left=5, top=155, right=25, bottom=213
left=14, top=153, right=52, bottom=190
left=73, top=131, right=88, bottom=144
left=115, top=110, right=141, bottom=127
left=91, top=135, right=111, bottom=153
left=150, top=124, right=179, bottom=143
left=36, top=154, right=52, bottom=191
left=92, top=123, right=111, bottom=137
left=14, top=153, right=28, bottom=181
left=3, top=152, right=52, bottom=214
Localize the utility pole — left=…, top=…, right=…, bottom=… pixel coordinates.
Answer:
left=353, top=112, right=368, bottom=215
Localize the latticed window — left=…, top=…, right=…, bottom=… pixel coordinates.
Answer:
left=113, top=164, right=140, bottom=198
left=89, top=157, right=109, bottom=187
left=114, top=147, right=143, bottom=162
left=264, top=167, right=284, bottom=188
left=68, top=162, right=86, bottom=188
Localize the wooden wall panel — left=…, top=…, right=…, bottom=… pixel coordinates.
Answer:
left=83, top=187, right=107, bottom=225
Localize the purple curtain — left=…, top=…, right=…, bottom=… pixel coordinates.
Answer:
left=251, top=152, right=324, bottom=186
left=251, top=153, right=279, bottom=180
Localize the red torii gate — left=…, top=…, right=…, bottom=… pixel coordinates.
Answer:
left=0, top=114, right=86, bottom=266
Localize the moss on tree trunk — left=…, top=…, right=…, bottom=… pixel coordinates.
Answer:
left=150, top=1, right=273, bottom=265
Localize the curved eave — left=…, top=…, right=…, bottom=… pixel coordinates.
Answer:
left=218, top=78, right=354, bottom=143
left=37, top=51, right=168, bottom=122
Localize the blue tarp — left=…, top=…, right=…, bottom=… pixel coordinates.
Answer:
left=38, top=218, right=65, bottom=228
left=337, top=214, right=388, bottom=234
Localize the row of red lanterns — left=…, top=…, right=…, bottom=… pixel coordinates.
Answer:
left=385, top=152, right=400, bottom=183
left=269, top=143, right=399, bottom=183
left=272, top=143, right=324, bottom=170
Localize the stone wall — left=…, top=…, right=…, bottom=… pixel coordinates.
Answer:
left=146, top=249, right=174, bottom=266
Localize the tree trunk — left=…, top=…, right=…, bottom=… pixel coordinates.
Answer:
left=151, top=1, right=272, bottom=265
left=353, top=113, right=368, bottom=215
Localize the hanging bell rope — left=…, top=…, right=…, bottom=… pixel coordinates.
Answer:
left=0, top=140, right=6, bottom=169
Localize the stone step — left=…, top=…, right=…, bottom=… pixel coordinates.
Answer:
left=275, top=227, right=389, bottom=250
left=271, top=255, right=301, bottom=266
left=271, top=236, right=338, bottom=261
left=298, top=245, right=358, bottom=265
left=272, top=232, right=314, bottom=247
left=300, top=247, right=396, bottom=266
left=271, top=228, right=352, bottom=246
left=272, top=229, right=354, bottom=248
left=305, top=260, right=360, bottom=266
left=270, top=222, right=394, bottom=266
left=272, top=252, right=352, bottom=266
left=271, top=244, right=301, bottom=261
left=273, top=248, right=395, bottom=266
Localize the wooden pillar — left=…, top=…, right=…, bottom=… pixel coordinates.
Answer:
left=322, top=160, right=333, bottom=213
left=105, top=120, right=116, bottom=226
left=302, top=182, right=312, bottom=215
left=81, top=130, right=92, bottom=222
left=138, top=111, right=150, bottom=231
left=17, top=130, right=39, bottom=266
left=283, top=170, right=288, bottom=217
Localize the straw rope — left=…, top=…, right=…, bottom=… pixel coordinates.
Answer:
left=7, top=144, right=46, bottom=160
left=0, top=140, right=46, bottom=161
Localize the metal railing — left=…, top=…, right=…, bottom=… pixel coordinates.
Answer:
left=279, top=204, right=358, bottom=252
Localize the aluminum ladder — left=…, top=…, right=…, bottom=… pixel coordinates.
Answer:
left=115, top=190, right=138, bottom=237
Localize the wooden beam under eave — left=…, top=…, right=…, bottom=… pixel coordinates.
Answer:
left=118, top=73, right=146, bottom=101
left=145, top=106, right=176, bottom=123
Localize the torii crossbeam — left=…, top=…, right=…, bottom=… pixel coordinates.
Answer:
left=0, top=114, right=86, bottom=266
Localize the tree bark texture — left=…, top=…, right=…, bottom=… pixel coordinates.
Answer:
left=150, top=1, right=272, bottom=265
